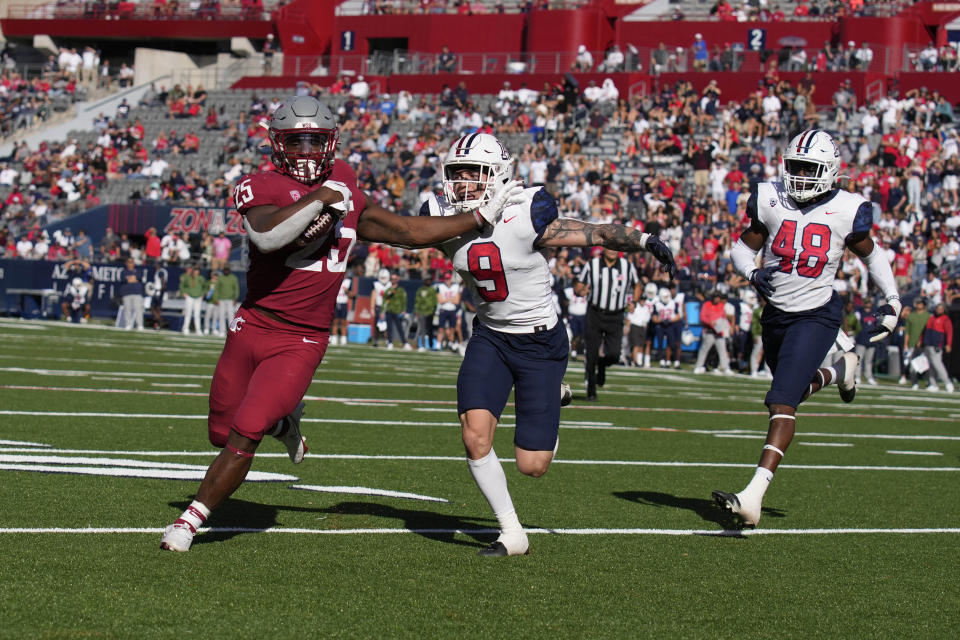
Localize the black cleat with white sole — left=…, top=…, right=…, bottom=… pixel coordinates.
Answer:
left=712, top=489, right=757, bottom=528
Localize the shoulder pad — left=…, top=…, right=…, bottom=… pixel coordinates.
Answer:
left=419, top=193, right=455, bottom=217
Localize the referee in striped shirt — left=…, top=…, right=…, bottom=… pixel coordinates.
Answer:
left=575, top=248, right=640, bottom=401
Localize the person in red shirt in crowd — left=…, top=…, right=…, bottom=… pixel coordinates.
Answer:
left=794, top=0, right=809, bottom=17
left=181, top=132, right=200, bottom=154
left=892, top=245, right=913, bottom=290
left=880, top=130, right=900, bottom=167
left=203, top=107, right=220, bottom=130
left=716, top=0, right=736, bottom=21
left=702, top=227, right=721, bottom=268
left=130, top=119, right=145, bottom=142
left=159, top=95, right=521, bottom=553
left=725, top=165, right=745, bottom=190
left=144, top=227, right=162, bottom=262
left=916, top=303, right=954, bottom=392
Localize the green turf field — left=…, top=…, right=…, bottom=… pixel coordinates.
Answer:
left=0, top=318, right=957, bottom=639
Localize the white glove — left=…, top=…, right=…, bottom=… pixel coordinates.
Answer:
left=321, top=180, right=352, bottom=218
left=868, top=298, right=903, bottom=344
left=476, top=180, right=525, bottom=227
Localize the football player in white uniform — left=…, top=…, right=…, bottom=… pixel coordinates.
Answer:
left=422, top=133, right=676, bottom=556
left=713, top=129, right=902, bottom=527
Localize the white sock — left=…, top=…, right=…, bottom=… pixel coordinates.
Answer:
left=467, top=449, right=521, bottom=533
left=739, top=466, right=773, bottom=503
left=175, top=500, right=210, bottom=533
left=823, top=366, right=837, bottom=386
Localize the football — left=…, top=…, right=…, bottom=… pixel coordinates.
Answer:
left=296, top=208, right=338, bottom=246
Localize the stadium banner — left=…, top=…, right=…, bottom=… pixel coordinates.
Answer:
left=43, top=204, right=246, bottom=251
left=0, top=258, right=245, bottom=321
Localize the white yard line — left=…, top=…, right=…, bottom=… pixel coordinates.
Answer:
left=798, top=442, right=854, bottom=447
left=887, top=450, right=944, bottom=456
left=0, top=447, right=956, bottom=472
left=0, top=526, right=956, bottom=537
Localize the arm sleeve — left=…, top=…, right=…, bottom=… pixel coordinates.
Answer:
left=860, top=244, right=900, bottom=303
left=243, top=199, right=323, bottom=253
left=730, top=238, right=760, bottom=279
left=745, top=189, right=759, bottom=224
left=530, top=188, right=559, bottom=243
left=845, top=201, right=875, bottom=243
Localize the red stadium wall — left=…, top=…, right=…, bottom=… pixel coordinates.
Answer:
left=525, top=8, right=614, bottom=55
left=275, top=0, right=337, bottom=59
left=331, top=14, right=526, bottom=58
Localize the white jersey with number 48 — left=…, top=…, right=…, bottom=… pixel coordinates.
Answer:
left=420, top=186, right=558, bottom=333
left=751, top=181, right=873, bottom=313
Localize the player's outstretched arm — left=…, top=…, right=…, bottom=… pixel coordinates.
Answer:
left=357, top=203, right=481, bottom=248
left=538, top=218, right=677, bottom=277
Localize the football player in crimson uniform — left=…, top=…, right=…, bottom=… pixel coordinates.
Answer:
left=422, top=133, right=677, bottom=556
left=161, top=97, right=520, bottom=552
left=713, top=129, right=902, bottom=528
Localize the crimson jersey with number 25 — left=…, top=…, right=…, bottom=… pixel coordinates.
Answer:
left=233, top=164, right=367, bottom=329
left=749, top=181, right=873, bottom=313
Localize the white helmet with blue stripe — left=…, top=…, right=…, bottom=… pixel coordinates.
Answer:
left=442, top=133, right=514, bottom=213
left=781, top=129, right=840, bottom=203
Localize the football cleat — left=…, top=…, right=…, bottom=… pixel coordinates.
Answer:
left=835, top=351, right=858, bottom=403
left=560, top=383, right=572, bottom=407
left=712, top=490, right=761, bottom=528
left=274, top=401, right=308, bottom=464
left=477, top=533, right=529, bottom=557
left=160, top=523, right=195, bottom=552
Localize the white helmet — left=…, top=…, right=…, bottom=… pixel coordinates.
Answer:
left=781, top=129, right=840, bottom=203
left=268, top=96, right=339, bottom=184
left=377, top=268, right=390, bottom=285
left=742, top=288, right=758, bottom=305
left=643, top=282, right=658, bottom=300
left=681, top=329, right=696, bottom=346
left=442, top=133, right=514, bottom=213
left=658, top=287, right=672, bottom=303
left=71, top=277, right=83, bottom=288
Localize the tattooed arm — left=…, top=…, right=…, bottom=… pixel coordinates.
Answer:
left=537, top=217, right=678, bottom=277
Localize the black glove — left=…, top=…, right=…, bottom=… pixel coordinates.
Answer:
left=646, top=236, right=677, bottom=279
left=750, top=266, right=778, bottom=299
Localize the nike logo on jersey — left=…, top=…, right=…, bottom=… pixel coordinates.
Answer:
left=504, top=215, right=517, bottom=223
left=302, top=337, right=319, bottom=344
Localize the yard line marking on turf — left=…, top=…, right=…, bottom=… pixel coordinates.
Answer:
left=0, top=463, right=295, bottom=482
left=0, top=385, right=208, bottom=397
left=4, top=378, right=956, bottom=422
left=887, top=450, right=944, bottom=456
left=682, top=427, right=960, bottom=442
left=0, top=440, right=50, bottom=447
left=799, top=442, right=854, bottom=447
left=2, top=412, right=958, bottom=442
left=289, top=485, right=448, bottom=502
left=342, top=402, right=398, bottom=407
left=92, top=376, right=144, bottom=382
left=712, top=434, right=766, bottom=439
left=150, top=382, right=203, bottom=388
left=0, top=452, right=296, bottom=481
left=1, top=448, right=955, bottom=472
left=1, top=527, right=957, bottom=537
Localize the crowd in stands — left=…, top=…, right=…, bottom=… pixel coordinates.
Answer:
left=45, top=0, right=274, bottom=21
left=1, top=46, right=959, bottom=377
